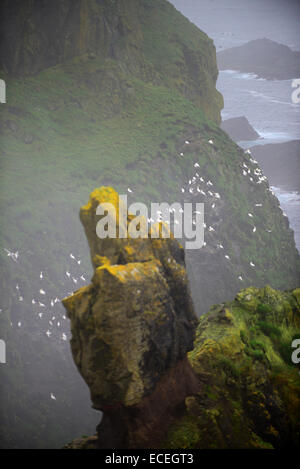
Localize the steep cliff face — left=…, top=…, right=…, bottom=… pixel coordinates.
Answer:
left=64, top=215, right=300, bottom=449
left=0, top=0, right=300, bottom=449
left=0, top=0, right=222, bottom=123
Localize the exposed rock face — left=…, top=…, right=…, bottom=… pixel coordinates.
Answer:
left=63, top=187, right=198, bottom=417
left=251, top=140, right=300, bottom=192
left=221, top=116, right=260, bottom=142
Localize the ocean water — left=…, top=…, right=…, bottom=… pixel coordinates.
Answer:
left=217, top=70, right=300, bottom=252
left=218, top=70, right=300, bottom=145
left=272, top=187, right=300, bottom=252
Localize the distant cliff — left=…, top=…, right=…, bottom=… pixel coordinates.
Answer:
left=221, top=116, right=260, bottom=142
left=0, top=0, right=223, bottom=123
left=217, top=38, right=300, bottom=80
left=251, top=140, right=300, bottom=192
left=64, top=188, right=300, bottom=448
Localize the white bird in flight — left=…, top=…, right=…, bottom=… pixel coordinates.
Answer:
left=4, top=249, right=18, bottom=262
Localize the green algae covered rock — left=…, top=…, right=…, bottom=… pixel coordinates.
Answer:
left=63, top=187, right=197, bottom=410
left=165, top=285, right=300, bottom=449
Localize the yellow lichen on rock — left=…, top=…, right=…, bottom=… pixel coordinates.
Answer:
left=63, top=187, right=198, bottom=411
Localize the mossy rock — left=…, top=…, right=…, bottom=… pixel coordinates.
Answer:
left=164, top=285, right=300, bottom=449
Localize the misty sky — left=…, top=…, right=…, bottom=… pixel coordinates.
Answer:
left=169, top=0, right=300, bottom=50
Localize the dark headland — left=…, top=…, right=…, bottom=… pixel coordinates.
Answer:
left=251, top=140, right=300, bottom=192
left=217, top=38, right=300, bottom=80
left=221, top=116, right=260, bottom=142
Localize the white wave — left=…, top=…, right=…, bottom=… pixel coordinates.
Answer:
left=271, top=187, right=300, bottom=204
left=221, top=70, right=260, bottom=80
left=247, top=90, right=297, bottom=107
left=257, top=131, right=292, bottom=140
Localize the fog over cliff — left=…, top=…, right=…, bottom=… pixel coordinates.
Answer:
left=170, top=0, right=300, bottom=51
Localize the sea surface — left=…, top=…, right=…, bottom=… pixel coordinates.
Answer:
left=272, top=187, right=300, bottom=252
left=217, top=70, right=300, bottom=252
left=170, top=0, right=300, bottom=253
